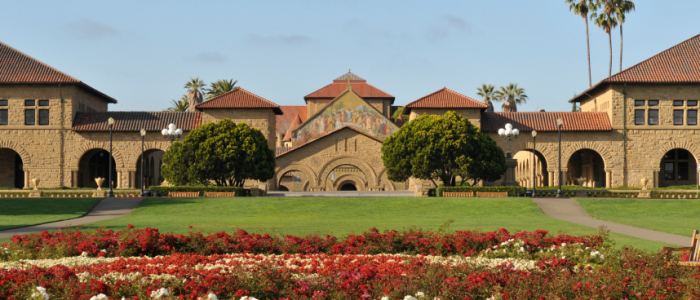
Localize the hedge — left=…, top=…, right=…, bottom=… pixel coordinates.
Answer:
left=435, top=186, right=526, bottom=197
left=148, top=186, right=250, bottom=197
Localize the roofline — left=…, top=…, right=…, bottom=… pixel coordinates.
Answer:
left=568, top=81, right=611, bottom=103
left=195, top=87, right=283, bottom=114
left=303, top=82, right=395, bottom=104
left=277, top=126, right=383, bottom=158
left=0, top=82, right=118, bottom=104
left=403, top=87, right=487, bottom=114
left=198, top=106, right=283, bottom=115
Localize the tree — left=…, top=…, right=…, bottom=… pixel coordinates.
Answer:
left=205, top=79, right=238, bottom=100
left=592, top=0, right=618, bottom=77
left=614, top=0, right=635, bottom=72
left=185, top=77, right=205, bottom=112
left=161, top=119, right=276, bottom=187
left=165, top=95, right=189, bottom=112
left=566, top=0, right=597, bottom=87
left=476, top=84, right=496, bottom=113
left=381, top=111, right=506, bottom=187
left=494, top=83, right=528, bottom=112
left=391, top=107, right=410, bottom=122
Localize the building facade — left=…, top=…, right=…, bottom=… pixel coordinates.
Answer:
left=1, top=34, right=700, bottom=192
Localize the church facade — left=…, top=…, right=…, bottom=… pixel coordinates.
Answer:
left=1, top=33, right=700, bottom=193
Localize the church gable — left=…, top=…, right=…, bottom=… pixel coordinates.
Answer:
left=292, top=87, right=399, bottom=145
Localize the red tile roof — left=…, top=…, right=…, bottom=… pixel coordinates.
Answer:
left=283, top=114, right=303, bottom=141
left=196, top=87, right=282, bottom=114
left=334, top=70, right=365, bottom=81
left=276, top=126, right=383, bottom=158
left=72, top=112, right=202, bottom=132
left=305, top=71, right=394, bottom=102
left=403, top=87, right=487, bottom=113
left=480, top=112, right=612, bottom=132
left=0, top=41, right=117, bottom=103
left=570, top=33, right=700, bottom=102
left=276, top=106, right=308, bottom=134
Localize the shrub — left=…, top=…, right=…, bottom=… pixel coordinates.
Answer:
left=148, top=185, right=250, bottom=197
left=436, top=186, right=526, bottom=197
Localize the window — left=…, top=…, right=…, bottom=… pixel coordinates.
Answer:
left=25, top=109, right=35, bottom=125
left=664, top=162, right=675, bottom=180
left=0, top=100, right=7, bottom=106
left=648, top=109, right=659, bottom=125
left=25, top=100, right=35, bottom=106
left=674, top=110, right=684, bottom=125
left=635, top=109, right=645, bottom=125
left=689, top=100, right=698, bottom=107
left=678, top=162, right=689, bottom=180
left=648, top=100, right=659, bottom=106
left=635, top=100, right=645, bottom=106
left=679, top=149, right=690, bottom=160
left=0, top=110, right=7, bottom=125
left=674, top=100, right=684, bottom=106
left=38, top=100, right=49, bottom=106
left=38, top=109, right=49, bottom=125
left=689, top=110, right=698, bottom=125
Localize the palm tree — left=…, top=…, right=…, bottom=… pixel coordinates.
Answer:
left=165, top=95, right=189, bottom=112
left=592, top=0, right=618, bottom=77
left=184, top=77, right=205, bottom=112
left=614, top=0, right=635, bottom=72
left=494, top=83, right=528, bottom=112
left=205, top=79, right=238, bottom=100
left=476, top=84, right=496, bottom=112
left=566, top=0, right=597, bottom=87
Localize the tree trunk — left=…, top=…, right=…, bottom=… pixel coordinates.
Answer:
left=608, top=32, right=612, bottom=77
left=620, top=24, right=624, bottom=72
left=585, top=18, right=592, bottom=87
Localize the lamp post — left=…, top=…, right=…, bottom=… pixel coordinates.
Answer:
left=161, top=123, right=183, bottom=143
left=556, top=118, right=564, bottom=198
left=107, top=117, right=115, bottom=198
left=497, top=123, right=520, bottom=158
left=139, top=128, right=147, bottom=197
left=532, top=130, right=537, bottom=198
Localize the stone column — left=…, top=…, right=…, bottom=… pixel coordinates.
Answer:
left=129, top=171, right=136, bottom=189
left=503, top=158, right=518, bottom=186
left=71, top=170, right=78, bottom=187
left=605, top=171, right=612, bottom=188
left=117, top=171, right=123, bottom=189
left=23, top=170, right=30, bottom=189
left=548, top=171, right=554, bottom=186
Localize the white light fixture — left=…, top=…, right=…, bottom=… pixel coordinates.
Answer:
left=498, top=123, right=520, bottom=159
left=140, top=128, right=146, bottom=137
left=107, top=117, right=115, bottom=126
left=532, top=130, right=537, bottom=137
left=162, top=123, right=182, bottom=143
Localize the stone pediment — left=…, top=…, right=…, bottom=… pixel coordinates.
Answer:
left=292, top=87, right=399, bottom=145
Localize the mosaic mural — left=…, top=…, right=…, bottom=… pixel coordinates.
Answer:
left=294, top=93, right=398, bottom=144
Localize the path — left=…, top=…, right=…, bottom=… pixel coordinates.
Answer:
left=533, top=198, right=688, bottom=246
left=267, top=191, right=415, bottom=197
left=0, top=197, right=143, bottom=239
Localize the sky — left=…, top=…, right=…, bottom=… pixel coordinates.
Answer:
left=2, top=0, right=700, bottom=112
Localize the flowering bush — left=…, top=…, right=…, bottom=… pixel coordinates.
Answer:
left=1, top=227, right=606, bottom=262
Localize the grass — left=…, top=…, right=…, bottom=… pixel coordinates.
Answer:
left=73, top=197, right=675, bottom=252
left=0, top=198, right=102, bottom=231
left=575, top=198, right=700, bottom=238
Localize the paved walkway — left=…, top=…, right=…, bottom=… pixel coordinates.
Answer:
left=0, top=197, right=143, bottom=239
left=267, top=191, right=415, bottom=197
left=533, top=198, right=688, bottom=246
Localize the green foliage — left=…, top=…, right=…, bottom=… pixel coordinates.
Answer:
left=161, top=119, right=276, bottom=187
left=436, top=186, right=527, bottom=197
left=494, top=83, right=527, bottom=112
left=205, top=79, right=238, bottom=100
left=382, top=111, right=506, bottom=186
left=390, top=107, right=409, bottom=122
left=148, top=186, right=249, bottom=197
left=165, top=95, right=189, bottom=112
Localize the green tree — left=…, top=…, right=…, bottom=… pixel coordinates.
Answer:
left=614, top=0, right=635, bottom=72
left=165, top=95, right=189, bottom=112
left=494, top=83, right=528, bottom=112
left=185, top=77, right=206, bottom=112
left=205, top=79, right=238, bottom=100
left=592, top=0, right=618, bottom=77
left=476, top=84, right=496, bottom=113
left=391, top=107, right=410, bottom=122
left=381, top=111, right=506, bottom=186
left=566, top=0, right=597, bottom=87
left=161, top=119, right=275, bottom=186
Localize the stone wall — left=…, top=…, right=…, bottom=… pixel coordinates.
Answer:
left=201, top=108, right=277, bottom=150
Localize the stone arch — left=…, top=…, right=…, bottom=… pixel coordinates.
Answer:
left=656, top=140, right=700, bottom=165
left=561, top=141, right=613, bottom=170
left=126, top=141, right=171, bottom=169
left=376, top=168, right=396, bottom=191
left=274, top=164, right=318, bottom=191
left=0, top=140, right=31, bottom=166
left=317, top=156, right=378, bottom=187
left=72, top=141, right=126, bottom=169
left=332, top=174, right=366, bottom=191
left=509, top=140, right=555, bottom=172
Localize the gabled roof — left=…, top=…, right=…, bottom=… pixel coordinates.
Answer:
left=0, top=41, right=117, bottom=103
left=403, top=87, right=487, bottom=114
left=283, top=114, right=303, bottom=141
left=480, top=112, right=612, bottom=132
left=276, top=106, right=308, bottom=134
left=72, top=112, right=202, bottom=132
left=304, top=71, right=394, bottom=102
left=277, top=126, right=383, bottom=158
left=196, top=87, right=282, bottom=114
left=570, top=33, right=700, bottom=102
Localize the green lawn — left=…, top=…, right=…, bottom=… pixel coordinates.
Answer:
left=75, top=197, right=675, bottom=252
left=0, top=198, right=102, bottom=231
left=576, top=198, right=700, bottom=238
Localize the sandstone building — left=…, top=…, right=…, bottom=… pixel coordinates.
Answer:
left=1, top=33, right=700, bottom=192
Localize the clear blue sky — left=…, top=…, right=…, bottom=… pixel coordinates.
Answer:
left=3, top=1, right=699, bottom=112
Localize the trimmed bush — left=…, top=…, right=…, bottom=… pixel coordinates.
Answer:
left=436, top=186, right=526, bottom=197
left=148, top=186, right=250, bottom=197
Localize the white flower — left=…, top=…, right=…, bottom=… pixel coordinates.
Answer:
left=518, top=247, right=525, bottom=253
left=240, top=297, right=258, bottom=300
left=150, top=288, right=170, bottom=299
left=89, top=294, right=108, bottom=300
left=415, top=292, right=425, bottom=298
left=80, top=251, right=89, bottom=257
left=207, top=293, right=218, bottom=300
left=381, top=297, right=390, bottom=300
left=404, top=296, right=418, bottom=300
left=31, top=286, right=50, bottom=300
left=561, top=243, right=566, bottom=247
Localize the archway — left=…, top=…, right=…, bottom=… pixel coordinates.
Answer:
left=135, top=149, right=166, bottom=189
left=325, top=165, right=368, bottom=191
left=339, top=182, right=358, bottom=191
left=78, top=149, right=117, bottom=188
left=513, top=150, right=549, bottom=188
left=659, top=148, right=697, bottom=187
left=567, top=149, right=605, bottom=187
left=0, top=148, right=24, bottom=188
left=278, top=170, right=310, bottom=192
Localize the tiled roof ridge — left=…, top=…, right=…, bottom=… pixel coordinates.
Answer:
left=277, top=126, right=382, bottom=158
left=0, top=40, right=80, bottom=83
left=197, top=86, right=280, bottom=108
left=481, top=111, right=612, bottom=132
left=304, top=82, right=394, bottom=99
left=72, top=111, right=202, bottom=132
left=404, top=87, right=487, bottom=108
left=334, top=70, right=365, bottom=81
